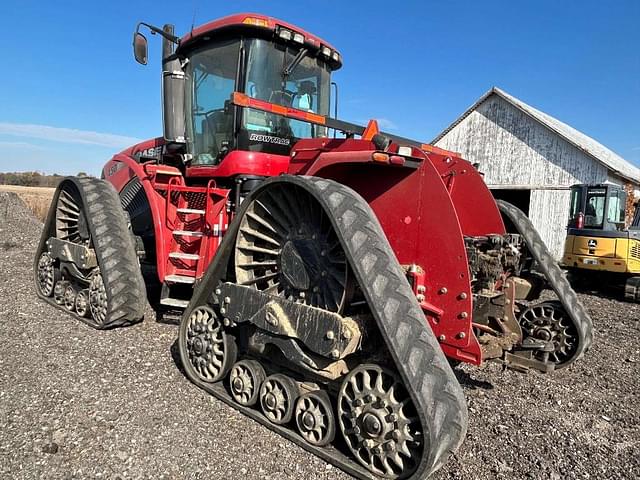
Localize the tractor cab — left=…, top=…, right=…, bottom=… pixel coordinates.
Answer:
left=567, top=183, right=626, bottom=231
left=133, top=14, right=341, bottom=175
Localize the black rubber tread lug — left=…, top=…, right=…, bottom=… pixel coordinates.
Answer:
left=179, top=175, right=468, bottom=480
left=34, top=177, right=147, bottom=329
left=496, top=200, right=594, bottom=366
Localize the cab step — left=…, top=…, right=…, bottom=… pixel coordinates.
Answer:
left=169, top=252, right=201, bottom=261
left=173, top=230, right=204, bottom=237
left=165, top=274, right=196, bottom=284
left=160, top=297, right=190, bottom=308
left=177, top=208, right=206, bottom=215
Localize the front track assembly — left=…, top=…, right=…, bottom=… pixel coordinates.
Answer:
left=34, top=177, right=146, bottom=328
left=179, top=176, right=467, bottom=479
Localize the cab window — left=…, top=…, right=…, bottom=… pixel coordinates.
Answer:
left=584, top=188, right=606, bottom=228
left=607, top=189, right=626, bottom=226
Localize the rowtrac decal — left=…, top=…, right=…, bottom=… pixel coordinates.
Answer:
left=249, top=133, right=291, bottom=146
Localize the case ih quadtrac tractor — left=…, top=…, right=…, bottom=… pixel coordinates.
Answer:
left=34, top=13, right=593, bottom=479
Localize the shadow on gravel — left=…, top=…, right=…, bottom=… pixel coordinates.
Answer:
left=170, top=338, right=187, bottom=377
left=453, top=368, right=495, bottom=391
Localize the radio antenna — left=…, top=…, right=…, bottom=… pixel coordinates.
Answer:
left=190, top=0, right=198, bottom=35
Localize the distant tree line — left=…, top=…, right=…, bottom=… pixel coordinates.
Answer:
left=0, top=171, right=90, bottom=187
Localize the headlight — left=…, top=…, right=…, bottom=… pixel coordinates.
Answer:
left=292, top=32, right=305, bottom=44
left=278, top=28, right=293, bottom=41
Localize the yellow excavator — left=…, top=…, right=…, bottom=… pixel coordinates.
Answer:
left=562, top=183, right=640, bottom=301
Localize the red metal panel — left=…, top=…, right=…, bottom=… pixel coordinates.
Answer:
left=310, top=151, right=482, bottom=365
left=186, top=150, right=290, bottom=178
left=430, top=153, right=506, bottom=236
left=102, top=154, right=170, bottom=282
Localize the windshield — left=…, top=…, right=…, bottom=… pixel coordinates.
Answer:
left=185, top=39, right=240, bottom=165
left=584, top=187, right=606, bottom=228
left=243, top=38, right=330, bottom=143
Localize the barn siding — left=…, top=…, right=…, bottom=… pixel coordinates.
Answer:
left=434, top=94, right=617, bottom=258
left=435, top=95, right=610, bottom=187
left=529, top=189, right=572, bottom=259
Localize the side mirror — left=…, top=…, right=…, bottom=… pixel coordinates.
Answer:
left=133, top=32, right=148, bottom=65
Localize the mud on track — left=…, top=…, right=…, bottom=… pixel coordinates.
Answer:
left=1, top=191, right=638, bottom=479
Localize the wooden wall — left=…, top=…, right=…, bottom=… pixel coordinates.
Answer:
left=435, top=94, right=614, bottom=259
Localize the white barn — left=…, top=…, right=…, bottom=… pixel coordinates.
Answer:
left=433, top=87, right=640, bottom=259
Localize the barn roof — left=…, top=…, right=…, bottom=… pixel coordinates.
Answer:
left=432, top=87, right=640, bottom=184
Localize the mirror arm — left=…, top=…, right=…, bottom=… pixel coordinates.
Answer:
left=136, top=22, right=180, bottom=45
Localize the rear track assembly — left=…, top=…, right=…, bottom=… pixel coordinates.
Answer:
left=497, top=200, right=593, bottom=368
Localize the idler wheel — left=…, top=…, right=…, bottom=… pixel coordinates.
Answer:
left=229, top=360, right=266, bottom=406
left=260, top=374, right=299, bottom=425
left=184, top=306, right=237, bottom=383
left=337, top=364, right=423, bottom=479
left=519, top=301, right=579, bottom=367
left=89, top=274, right=108, bottom=325
left=295, top=390, right=336, bottom=446
left=36, top=252, right=57, bottom=297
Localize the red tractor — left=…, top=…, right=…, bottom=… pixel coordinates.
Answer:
left=34, top=13, right=593, bottom=479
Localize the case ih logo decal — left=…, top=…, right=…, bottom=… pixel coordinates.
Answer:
left=588, top=239, right=597, bottom=248
left=134, top=146, right=166, bottom=159
left=249, top=133, right=290, bottom=146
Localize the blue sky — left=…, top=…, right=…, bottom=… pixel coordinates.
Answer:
left=1, top=0, right=638, bottom=175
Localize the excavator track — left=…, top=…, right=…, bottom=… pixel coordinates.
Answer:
left=497, top=200, right=594, bottom=367
left=179, top=176, right=467, bottom=479
left=34, top=177, right=146, bottom=328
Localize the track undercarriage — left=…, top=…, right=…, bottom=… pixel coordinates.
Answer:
left=178, top=177, right=467, bottom=479
left=34, top=177, right=146, bottom=329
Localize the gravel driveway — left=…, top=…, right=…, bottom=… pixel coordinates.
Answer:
left=1, top=192, right=638, bottom=479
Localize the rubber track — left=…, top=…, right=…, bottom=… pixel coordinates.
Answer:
left=181, top=176, right=468, bottom=479
left=34, top=177, right=146, bottom=329
left=497, top=200, right=594, bottom=366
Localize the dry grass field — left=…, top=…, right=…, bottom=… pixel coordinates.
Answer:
left=0, top=185, right=55, bottom=222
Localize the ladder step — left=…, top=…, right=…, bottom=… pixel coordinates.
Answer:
left=165, top=274, right=196, bottom=284
left=177, top=208, right=206, bottom=215
left=160, top=297, right=190, bottom=308
left=173, top=230, right=204, bottom=237
left=169, top=252, right=201, bottom=261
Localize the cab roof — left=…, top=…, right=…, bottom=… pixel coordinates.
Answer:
left=178, top=13, right=341, bottom=69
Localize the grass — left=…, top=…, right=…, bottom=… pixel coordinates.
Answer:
left=0, top=185, right=55, bottom=222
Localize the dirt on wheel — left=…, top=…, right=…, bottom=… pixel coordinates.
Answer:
left=1, top=191, right=639, bottom=479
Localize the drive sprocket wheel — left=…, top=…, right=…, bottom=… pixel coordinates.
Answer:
left=260, top=374, right=299, bottom=425
left=36, top=252, right=56, bottom=297
left=55, top=188, right=91, bottom=246
left=183, top=306, right=236, bottom=383
left=235, top=184, right=350, bottom=312
left=295, top=390, right=336, bottom=447
left=89, top=274, right=108, bottom=325
left=518, top=301, right=578, bottom=366
left=229, top=359, right=266, bottom=406
left=338, top=364, right=423, bottom=479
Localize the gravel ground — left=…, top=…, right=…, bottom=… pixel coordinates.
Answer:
left=1, top=191, right=638, bottom=479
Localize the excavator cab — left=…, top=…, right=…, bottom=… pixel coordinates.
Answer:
left=567, top=183, right=626, bottom=231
